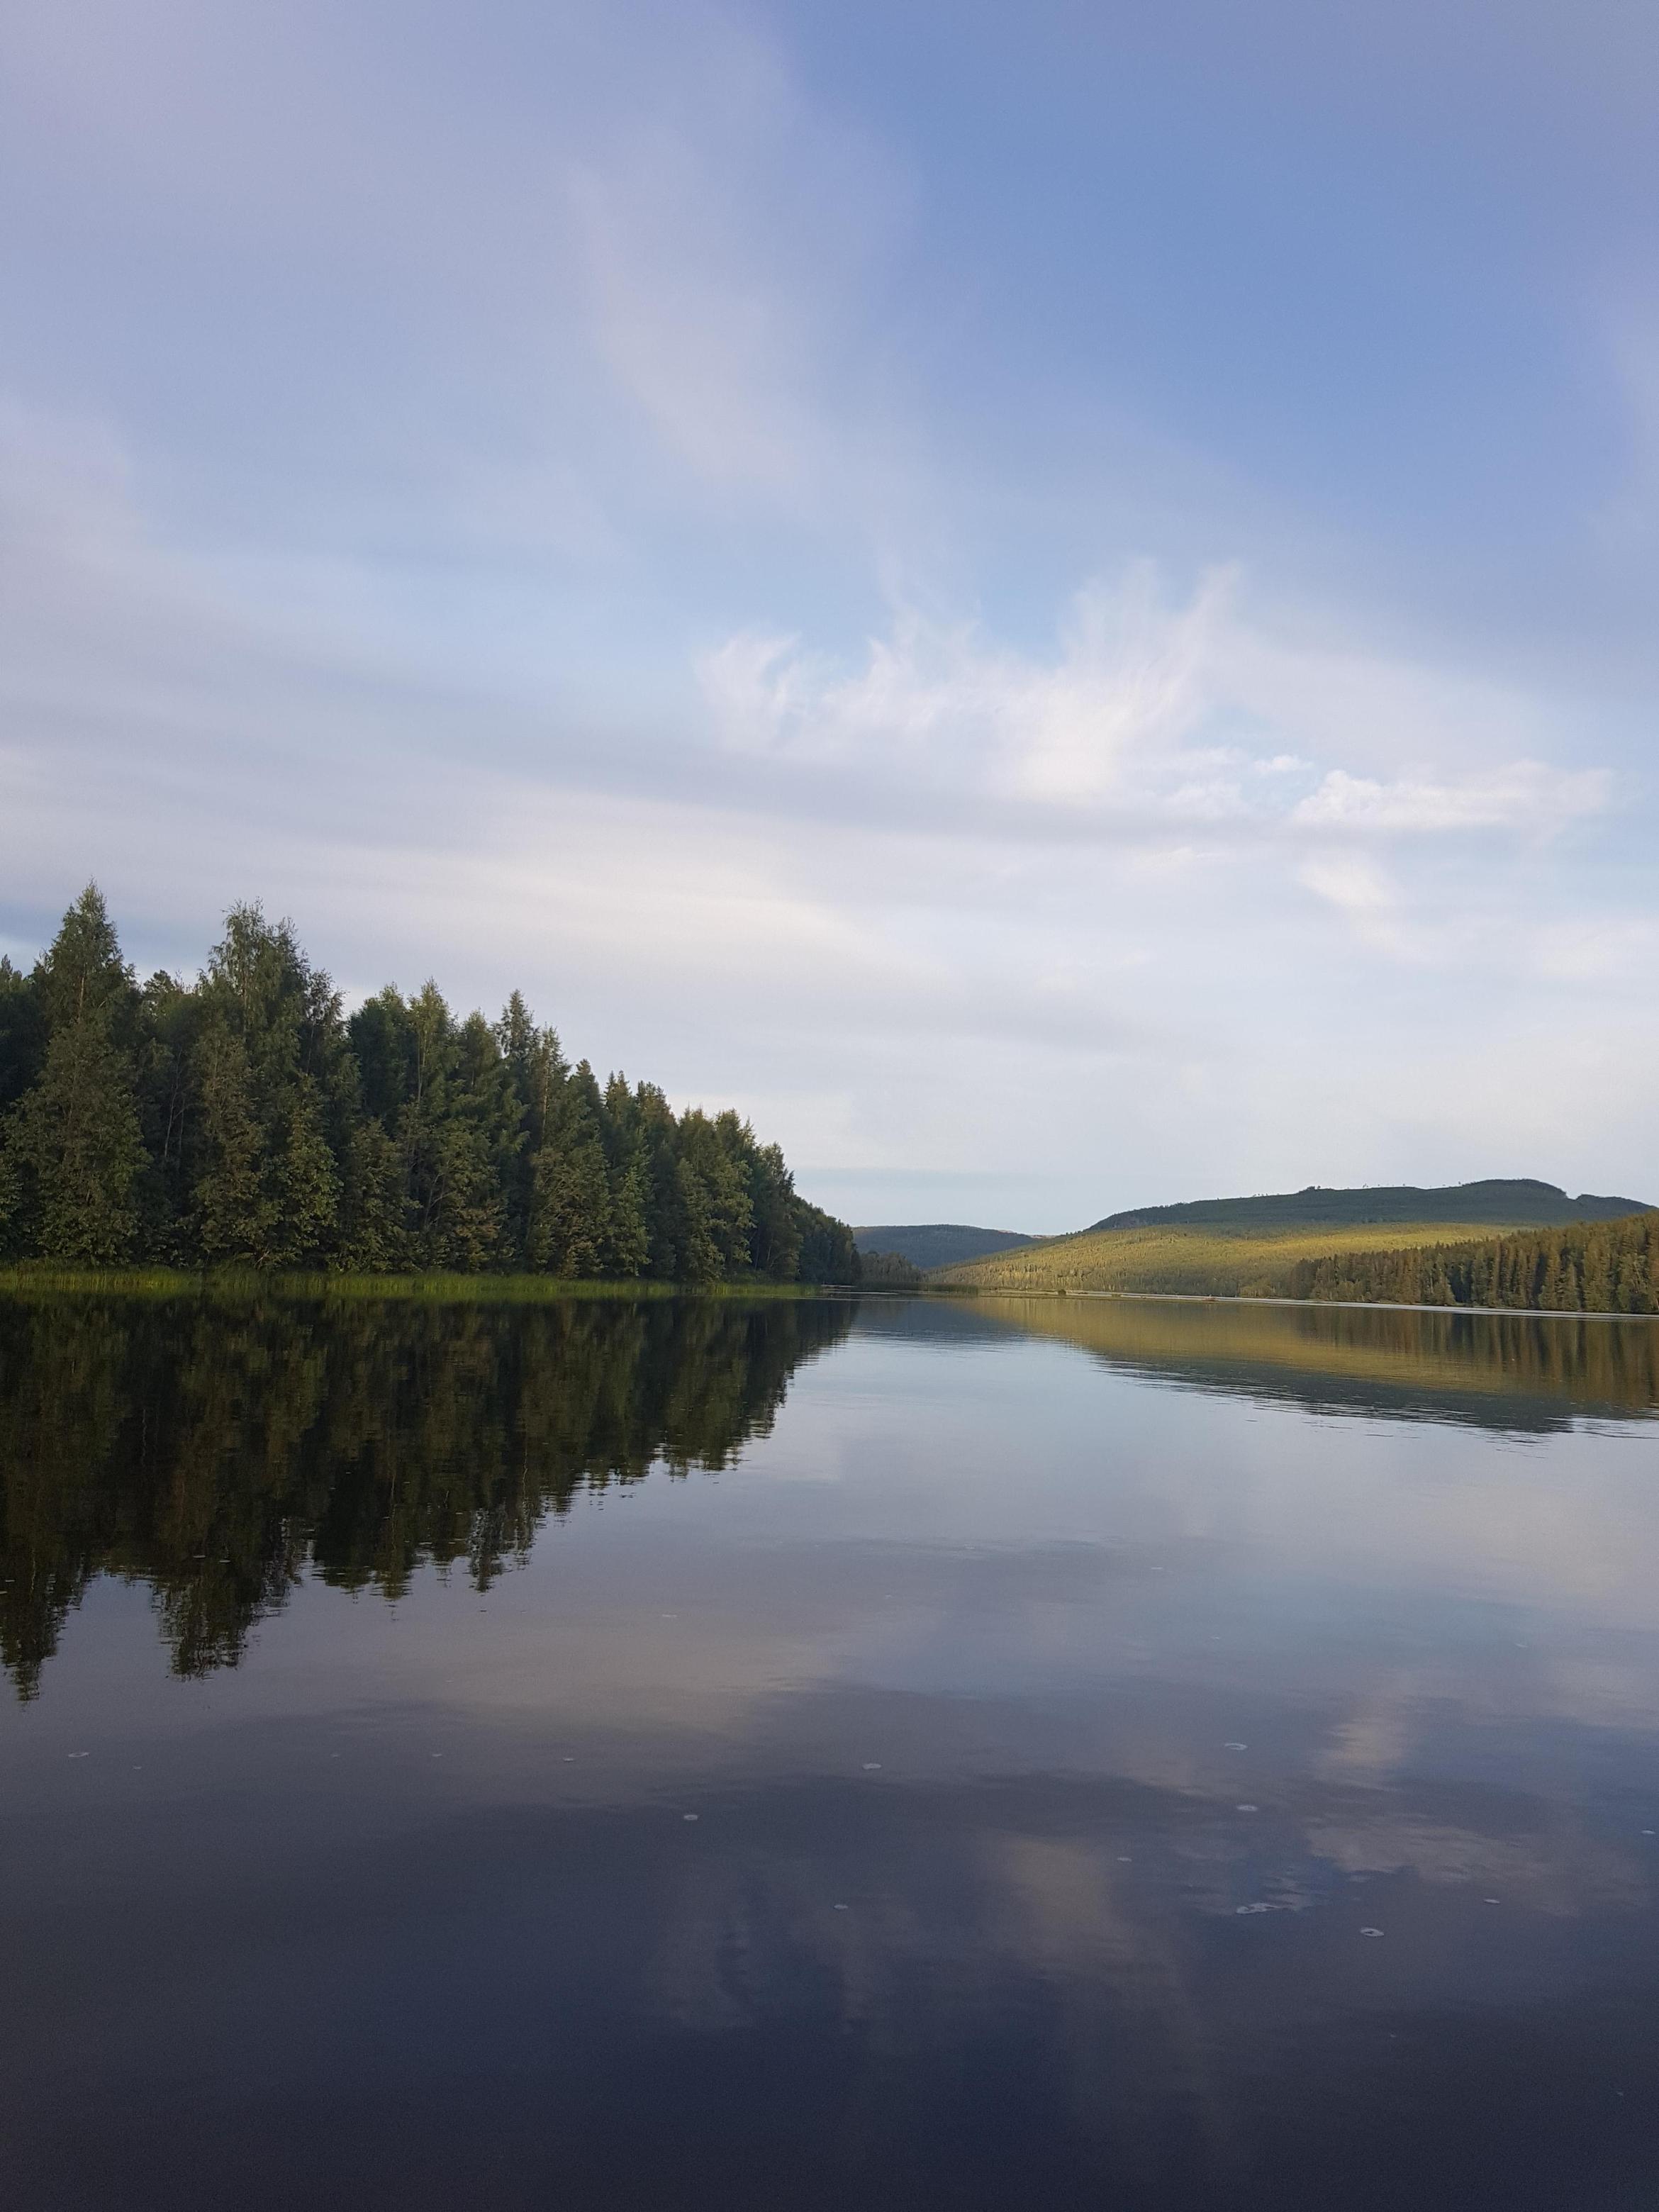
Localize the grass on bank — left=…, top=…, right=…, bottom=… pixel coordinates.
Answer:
left=929, top=1219, right=1556, bottom=1299
left=0, top=1267, right=846, bottom=1303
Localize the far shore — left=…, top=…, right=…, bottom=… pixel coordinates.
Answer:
left=0, top=1268, right=849, bottom=1302
left=0, top=1268, right=1651, bottom=1321
left=924, top=1285, right=1659, bottom=1322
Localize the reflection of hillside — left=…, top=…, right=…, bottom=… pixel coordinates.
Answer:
left=905, top=1295, right=1659, bottom=1431
left=0, top=1295, right=852, bottom=1699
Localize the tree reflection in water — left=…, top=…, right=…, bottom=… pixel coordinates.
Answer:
left=0, top=1293, right=854, bottom=1698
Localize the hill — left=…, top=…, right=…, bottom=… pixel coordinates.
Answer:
left=855, top=1224, right=1035, bottom=1270
left=1089, top=1179, right=1650, bottom=1235
left=930, top=1216, right=1636, bottom=1301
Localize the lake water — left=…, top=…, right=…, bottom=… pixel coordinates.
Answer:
left=4, top=1290, right=1659, bottom=2209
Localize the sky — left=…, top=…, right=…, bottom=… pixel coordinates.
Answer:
left=1, top=0, right=1655, bottom=1232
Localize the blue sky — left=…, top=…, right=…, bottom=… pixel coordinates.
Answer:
left=2, top=0, right=1655, bottom=1229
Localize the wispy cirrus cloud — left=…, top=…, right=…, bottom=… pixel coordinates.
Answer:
left=1291, top=763, right=1607, bottom=834
left=698, top=567, right=1607, bottom=839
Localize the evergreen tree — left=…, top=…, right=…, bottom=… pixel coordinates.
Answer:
left=269, top=1075, right=341, bottom=1266
left=191, top=1022, right=273, bottom=1264
left=135, top=969, right=199, bottom=1255
left=337, top=1117, right=405, bottom=1271
left=0, top=956, right=44, bottom=1119
left=675, top=1111, right=754, bottom=1279
left=495, top=992, right=566, bottom=1261
left=745, top=1140, right=803, bottom=1280
left=1, top=888, right=145, bottom=1265
left=605, top=1153, right=651, bottom=1278
left=527, top=1065, right=611, bottom=1275
left=0, top=888, right=860, bottom=1285
left=4, top=1020, right=146, bottom=1263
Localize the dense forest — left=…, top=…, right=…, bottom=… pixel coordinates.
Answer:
left=0, top=1293, right=854, bottom=1697
left=1288, top=1212, right=1659, bottom=1313
left=0, top=887, right=859, bottom=1284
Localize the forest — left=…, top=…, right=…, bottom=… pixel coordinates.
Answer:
left=1287, top=1212, right=1659, bottom=1314
left=0, top=887, right=859, bottom=1285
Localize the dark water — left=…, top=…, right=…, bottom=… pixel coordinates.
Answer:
left=4, top=1291, right=1659, bottom=2211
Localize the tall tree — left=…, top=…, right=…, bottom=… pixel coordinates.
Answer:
left=527, top=1063, right=611, bottom=1276
left=0, top=956, right=45, bottom=1120
left=191, top=1024, right=272, bottom=1265
left=1, top=889, right=861, bottom=1285
left=0, top=888, right=146, bottom=1265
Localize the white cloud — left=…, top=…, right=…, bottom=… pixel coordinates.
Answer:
left=699, top=569, right=1227, bottom=802
left=698, top=567, right=1608, bottom=838
left=1297, top=855, right=1397, bottom=915
left=0, top=401, right=1650, bottom=1232
left=1292, top=763, right=1607, bottom=832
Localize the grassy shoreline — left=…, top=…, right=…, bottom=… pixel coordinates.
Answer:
left=0, top=1268, right=849, bottom=1302
left=952, top=1287, right=1659, bottom=1322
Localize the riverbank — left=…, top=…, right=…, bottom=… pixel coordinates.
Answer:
left=0, top=1268, right=851, bottom=1302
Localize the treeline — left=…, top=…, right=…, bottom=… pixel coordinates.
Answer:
left=0, top=1294, right=854, bottom=1697
left=0, top=887, right=858, bottom=1283
left=857, top=1249, right=925, bottom=1289
left=1288, top=1212, right=1659, bottom=1314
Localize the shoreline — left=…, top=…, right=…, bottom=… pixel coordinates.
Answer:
left=0, top=1269, right=1650, bottom=1320
left=0, top=1269, right=852, bottom=1302
left=931, top=1286, right=1659, bottom=1323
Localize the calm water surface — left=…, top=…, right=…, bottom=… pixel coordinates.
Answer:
left=4, top=1291, right=1659, bottom=2209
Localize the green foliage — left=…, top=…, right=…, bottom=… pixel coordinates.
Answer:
left=941, top=1211, right=1659, bottom=1316
left=938, top=1219, right=1526, bottom=1297
left=4, top=1019, right=147, bottom=1263
left=859, top=1249, right=925, bottom=1288
left=190, top=1022, right=272, bottom=1263
left=0, top=887, right=146, bottom=1264
left=1288, top=1212, right=1659, bottom=1314
left=0, top=956, right=45, bottom=1117
left=0, top=887, right=859, bottom=1287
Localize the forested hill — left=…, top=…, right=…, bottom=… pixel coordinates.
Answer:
left=0, top=886, right=859, bottom=1284
left=855, top=1224, right=1034, bottom=1270
left=1090, top=1180, right=1652, bottom=1236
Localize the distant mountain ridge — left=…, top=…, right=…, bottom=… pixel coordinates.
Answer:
left=1089, top=1180, right=1652, bottom=1236
left=855, top=1224, right=1036, bottom=1270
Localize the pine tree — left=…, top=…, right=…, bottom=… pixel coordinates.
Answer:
left=605, top=1153, right=650, bottom=1278
left=672, top=1153, right=722, bottom=1285
left=0, top=955, right=45, bottom=1118
left=527, top=1071, right=613, bottom=1278
left=269, top=1075, right=341, bottom=1266
left=0, top=887, right=863, bottom=1283
left=528, top=1135, right=612, bottom=1275
left=191, top=1024, right=273, bottom=1264
left=745, top=1140, right=802, bottom=1280
left=35, top=885, right=135, bottom=1038
left=337, top=1117, right=405, bottom=1270
left=4, top=1020, right=146, bottom=1263
left=135, top=969, right=198, bottom=1255
left=1, top=888, right=145, bottom=1264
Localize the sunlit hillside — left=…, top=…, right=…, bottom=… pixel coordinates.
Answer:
left=930, top=1219, right=1544, bottom=1298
